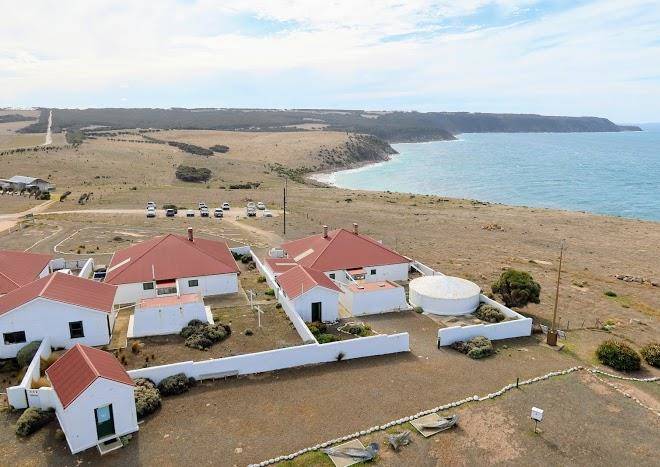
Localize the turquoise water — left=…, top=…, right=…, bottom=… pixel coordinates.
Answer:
left=319, top=131, right=660, bottom=221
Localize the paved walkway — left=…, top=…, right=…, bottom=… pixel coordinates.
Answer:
left=108, top=308, right=132, bottom=350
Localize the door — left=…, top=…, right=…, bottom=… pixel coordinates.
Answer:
left=311, top=302, right=322, bottom=322
left=95, top=404, right=115, bottom=440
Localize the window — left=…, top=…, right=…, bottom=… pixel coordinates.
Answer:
left=329, top=273, right=335, bottom=280
left=188, top=279, right=199, bottom=287
left=3, top=331, right=26, bottom=345
left=69, top=321, right=84, bottom=339
left=370, top=269, right=377, bottom=275
left=142, top=282, right=154, bottom=291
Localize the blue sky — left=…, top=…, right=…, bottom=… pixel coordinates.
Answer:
left=1, top=0, right=659, bottom=122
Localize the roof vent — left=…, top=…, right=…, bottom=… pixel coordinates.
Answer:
left=323, top=225, right=328, bottom=238
left=187, top=227, right=193, bottom=242
left=353, top=223, right=359, bottom=235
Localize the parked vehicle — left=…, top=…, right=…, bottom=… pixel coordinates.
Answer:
left=146, top=207, right=156, bottom=218
left=186, top=210, right=195, bottom=217
left=200, top=208, right=210, bottom=217
left=198, top=202, right=208, bottom=210
left=263, top=210, right=273, bottom=217
left=165, top=208, right=176, bottom=217
left=247, top=202, right=256, bottom=209
left=213, top=208, right=224, bottom=218
left=222, top=202, right=230, bottom=210
left=257, top=202, right=266, bottom=210
left=246, top=206, right=257, bottom=217
left=147, top=201, right=156, bottom=209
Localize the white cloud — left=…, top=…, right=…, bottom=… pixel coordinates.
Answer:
left=1, top=0, right=658, bottom=121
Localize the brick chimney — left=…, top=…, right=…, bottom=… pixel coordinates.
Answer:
left=353, top=223, right=359, bottom=235
left=323, top=225, right=328, bottom=238
left=187, top=227, right=194, bottom=242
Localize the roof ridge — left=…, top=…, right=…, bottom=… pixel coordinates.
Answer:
left=107, top=234, right=170, bottom=283
left=38, top=274, right=56, bottom=296
left=0, top=270, right=19, bottom=287
left=308, top=228, right=342, bottom=269
left=175, top=234, right=236, bottom=269
left=78, top=344, right=101, bottom=378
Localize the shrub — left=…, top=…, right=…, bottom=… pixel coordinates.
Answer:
left=17, top=341, right=41, bottom=368
left=474, top=304, right=505, bottom=323
left=307, top=322, right=327, bottom=336
left=134, top=378, right=161, bottom=418
left=596, top=340, right=641, bottom=371
left=257, top=276, right=266, bottom=283
left=492, top=269, right=541, bottom=307
left=15, top=408, right=54, bottom=437
left=157, top=373, right=192, bottom=396
left=240, top=254, right=253, bottom=264
left=180, top=320, right=230, bottom=350
left=317, top=333, right=339, bottom=344
left=604, top=290, right=618, bottom=297
left=451, top=336, right=494, bottom=359
left=244, top=328, right=254, bottom=336
left=175, top=165, right=212, bottom=182
left=210, top=144, right=229, bottom=153
left=131, top=341, right=141, bottom=354
left=413, top=306, right=424, bottom=314
left=640, top=343, right=660, bottom=368
left=264, top=288, right=275, bottom=297
left=346, top=324, right=371, bottom=337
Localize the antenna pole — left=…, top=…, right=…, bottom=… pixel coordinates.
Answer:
left=547, top=239, right=565, bottom=346
left=283, top=178, right=287, bottom=237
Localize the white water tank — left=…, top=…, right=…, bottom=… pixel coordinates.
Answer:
left=409, top=275, right=481, bottom=315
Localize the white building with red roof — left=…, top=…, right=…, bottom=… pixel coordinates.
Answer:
left=277, top=265, right=341, bottom=322
left=0, top=250, right=52, bottom=296
left=279, top=224, right=410, bottom=284
left=0, top=273, right=117, bottom=359
left=46, top=344, right=137, bottom=454
left=105, top=228, right=239, bottom=304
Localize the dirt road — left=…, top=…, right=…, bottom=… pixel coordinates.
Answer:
left=0, top=199, right=58, bottom=233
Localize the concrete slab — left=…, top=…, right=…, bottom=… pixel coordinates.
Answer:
left=410, top=413, right=447, bottom=438
left=326, top=439, right=367, bottom=467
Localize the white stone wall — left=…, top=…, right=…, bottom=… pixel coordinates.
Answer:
left=340, top=283, right=409, bottom=316
left=130, top=300, right=210, bottom=337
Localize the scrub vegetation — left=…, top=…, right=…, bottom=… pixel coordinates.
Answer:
left=596, top=340, right=641, bottom=371
left=492, top=269, right=541, bottom=307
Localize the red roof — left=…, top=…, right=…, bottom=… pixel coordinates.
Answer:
left=264, top=257, right=298, bottom=275
left=0, top=250, right=51, bottom=294
left=105, top=234, right=239, bottom=285
left=0, top=273, right=117, bottom=316
left=46, top=344, right=134, bottom=409
left=138, top=293, right=202, bottom=309
left=281, top=228, right=409, bottom=272
left=277, top=265, right=341, bottom=299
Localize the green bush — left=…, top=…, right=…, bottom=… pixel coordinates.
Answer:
left=17, top=341, right=42, bottom=368
left=175, top=165, right=212, bottom=182
left=596, top=340, right=641, bottom=371
left=241, top=254, right=253, bottom=264
left=15, top=408, right=54, bottom=437
left=134, top=378, right=161, bottom=418
left=346, top=324, right=371, bottom=337
left=210, top=144, right=229, bottom=153
left=640, top=342, right=660, bottom=368
left=604, top=290, right=618, bottom=297
left=264, top=288, right=275, bottom=297
left=474, top=303, right=505, bottom=323
left=180, top=320, right=230, bottom=350
left=492, top=269, right=541, bottom=307
left=257, top=276, right=266, bottom=283
left=307, top=322, right=327, bottom=336
left=157, top=373, right=193, bottom=396
left=316, top=333, right=339, bottom=344
left=451, top=336, right=494, bottom=359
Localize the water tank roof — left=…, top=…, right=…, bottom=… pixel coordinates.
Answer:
left=409, top=275, right=481, bottom=299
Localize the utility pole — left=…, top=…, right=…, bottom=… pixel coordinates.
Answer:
left=547, top=239, right=565, bottom=346
left=283, top=178, right=287, bottom=237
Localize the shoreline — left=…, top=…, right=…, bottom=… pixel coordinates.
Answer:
left=307, top=137, right=660, bottom=225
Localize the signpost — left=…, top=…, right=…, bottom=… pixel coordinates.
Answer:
left=531, top=407, right=544, bottom=433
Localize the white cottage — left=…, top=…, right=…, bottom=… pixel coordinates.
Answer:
left=105, top=228, right=240, bottom=305
left=46, top=344, right=138, bottom=454
left=129, top=293, right=211, bottom=338
left=0, top=273, right=117, bottom=359
left=277, top=265, right=341, bottom=322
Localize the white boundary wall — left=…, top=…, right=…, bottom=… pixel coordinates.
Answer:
left=253, top=251, right=316, bottom=343
left=128, top=332, right=409, bottom=385
left=437, top=294, right=533, bottom=346
left=77, top=258, right=94, bottom=279
left=7, top=338, right=57, bottom=410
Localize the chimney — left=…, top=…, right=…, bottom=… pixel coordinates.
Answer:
left=187, top=227, right=194, bottom=242
left=323, top=225, right=328, bottom=238
left=353, top=223, right=359, bottom=235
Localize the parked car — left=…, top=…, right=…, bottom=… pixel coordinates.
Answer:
left=165, top=208, right=176, bottom=217
left=200, top=208, right=210, bottom=217
left=198, top=202, right=208, bottom=210
left=146, top=207, right=156, bottom=218
left=247, top=202, right=256, bottom=209
left=222, top=202, right=230, bottom=210
left=213, top=208, right=224, bottom=218
left=263, top=210, right=273, bottom=217
left=186, top=210, right=195, bottom=217
left=257, top=202, right=266, bottom=210
left=246, top=206, right=257, bottom=217
left=147, top=201, right=156, bottom=209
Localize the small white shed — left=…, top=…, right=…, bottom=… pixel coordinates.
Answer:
left=46, top=345, right=138, bottom=455
left=128, top=293, right=211, bottom=338
left=277, top=265, right=341, bottom=322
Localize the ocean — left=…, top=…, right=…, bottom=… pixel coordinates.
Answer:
left=313, top=130, right=660, bottom=222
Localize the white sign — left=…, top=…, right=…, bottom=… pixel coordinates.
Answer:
left=531, top=407, right=544, bottom=422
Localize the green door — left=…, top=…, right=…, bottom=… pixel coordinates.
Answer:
left=311, top=302, right=322, bottom=322
left=95, top=404, right=115, bottom=440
